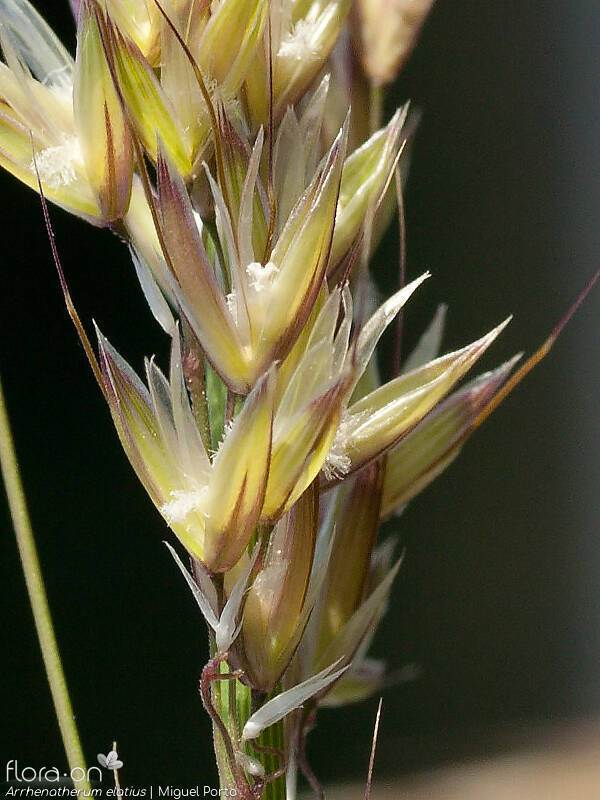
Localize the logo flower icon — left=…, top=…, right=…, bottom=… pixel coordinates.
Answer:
left=97, top=751, right=123, bottom=770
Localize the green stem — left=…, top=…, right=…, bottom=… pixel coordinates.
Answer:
left=211, top=661, right=249, bottom=794
left=245, top=689, right=286, bottom=800
left=207, top=610, right=236, bottom=792
left=0, top=373, right=90, bottom=793
left=210, top=657, right=287, bottom=798
left=207, top=664, right=238, bottom=791
left=256, top=719, right=286, bottom=800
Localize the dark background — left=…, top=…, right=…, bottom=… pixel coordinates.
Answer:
left=1, top=0, right=599, bottom=790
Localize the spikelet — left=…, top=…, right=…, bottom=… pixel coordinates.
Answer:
left=0, top=1, right=578, bottom=797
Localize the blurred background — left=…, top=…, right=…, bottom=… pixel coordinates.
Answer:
left=1, top=0, right=599, bottom=794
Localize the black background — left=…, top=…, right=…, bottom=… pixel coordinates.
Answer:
left=1, top=0, right=600, bottom=790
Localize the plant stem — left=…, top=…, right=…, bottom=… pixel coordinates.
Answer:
left=203, top=659, right=240, bottom=793
left=256, top=720, right=286, bottom=800
left=209, top=653, right=287, bottom=799
left=0, top=373, right=90, bottom=793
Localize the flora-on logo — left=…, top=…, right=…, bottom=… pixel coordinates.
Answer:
left=97, top=751, right=123, bottom=770
left=5, top=760, right=102, bottom=784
